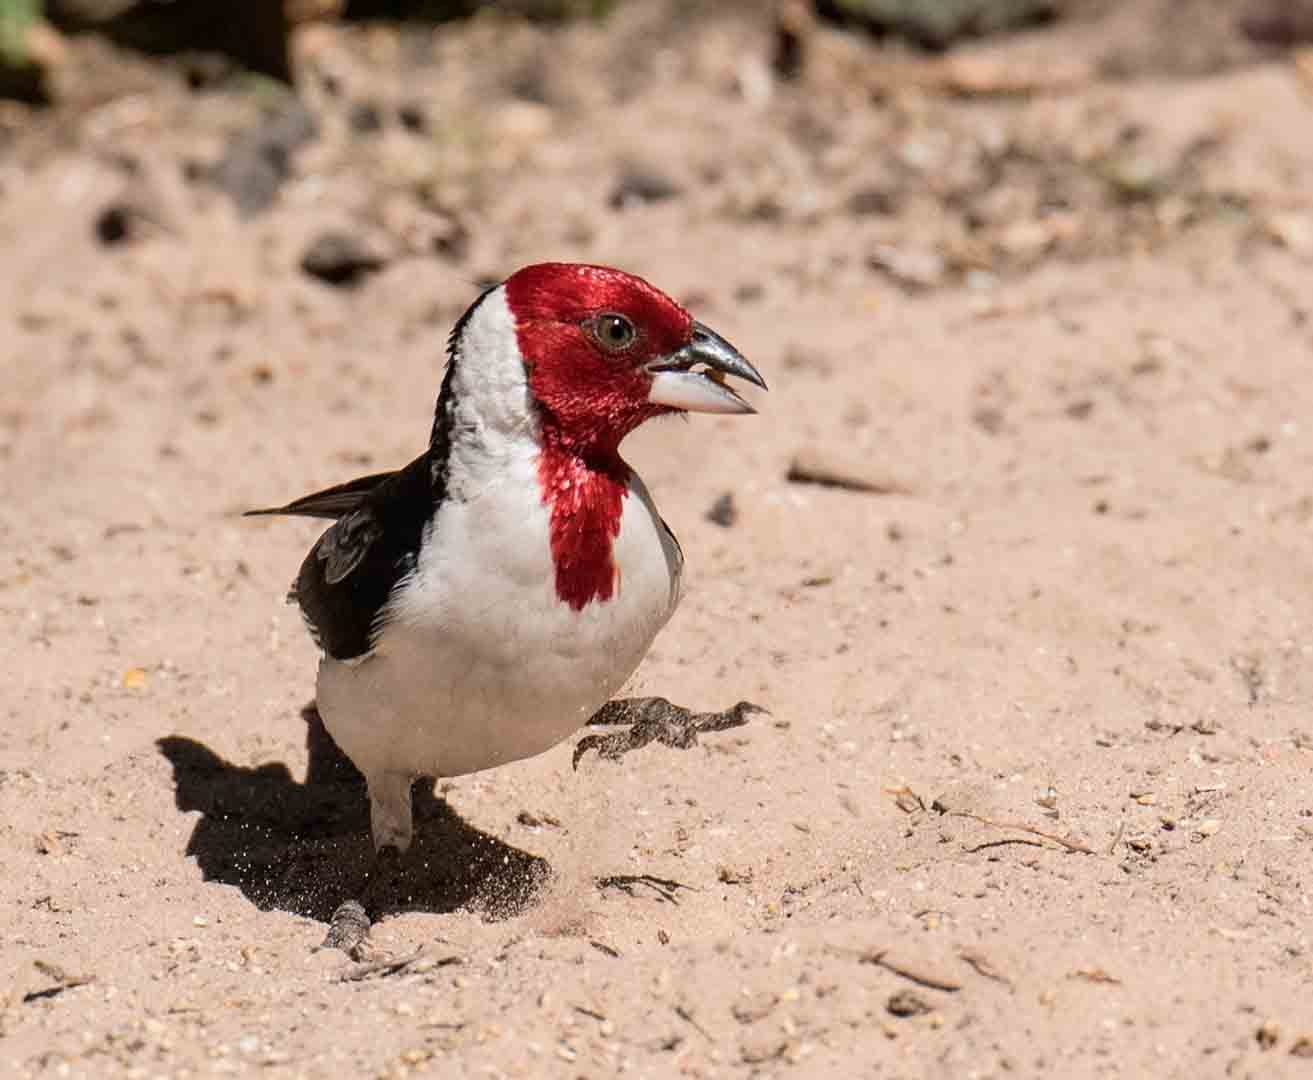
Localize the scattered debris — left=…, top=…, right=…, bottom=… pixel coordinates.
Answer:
left=717, top=863, right=754, bottom=885
left=597, top=874, right=692, bottom=904
left=939, top=806, right=1096, bottom=855
left=958, top=949, right=1012, bottom=988
left=22, top=961, right=95, bottom=1003
left=339, top=948, right=459, bottom=982
left=674, top=1003, right=713, bottom=1041
left=732, top=992, right=778, bottom=1024
left=868, top=244, right=948, bottom=291
left=33, top=830, right=77, bottom=855
left=1068, top=967, right=1121, bottom=985
left=887, top=786, right=927, bottom=814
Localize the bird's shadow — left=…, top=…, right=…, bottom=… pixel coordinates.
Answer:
left=156, top=706, right=549, bottom=924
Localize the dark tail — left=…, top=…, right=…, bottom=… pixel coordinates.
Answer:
left=244, top=469, right=399, bottom=521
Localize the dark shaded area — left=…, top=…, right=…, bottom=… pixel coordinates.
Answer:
left=344, top=0, right=477, bottom=18
left=816, top=0, right=1055, bottom=50
left=157, top=704, right=548, bottom=924
left=50, top=0, right=292, bottom=81
left=0, top=60, right=47, bottom=105
left=1239, top=0, right=1313, bottom=47
left=344, top=0, right=616, bottom=19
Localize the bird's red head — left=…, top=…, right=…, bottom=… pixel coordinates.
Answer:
left=504, top=263, right=765, bottom=459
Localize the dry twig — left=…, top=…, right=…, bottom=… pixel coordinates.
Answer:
left=852, top=948, right=963, bottom=992
left=948, top=810, right=1095, bottom=854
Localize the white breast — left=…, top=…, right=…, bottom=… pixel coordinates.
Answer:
left=313, top=286, right=683, bottom=783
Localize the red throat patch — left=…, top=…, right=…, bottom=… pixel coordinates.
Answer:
left=538, top=434, right=629, bottom=611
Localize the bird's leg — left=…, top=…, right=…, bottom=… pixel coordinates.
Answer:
left=320, top=772, right=415, bottom=956
left=369, top=772, right=416, bottom=853
left=572, top=697, right=766, bottom=769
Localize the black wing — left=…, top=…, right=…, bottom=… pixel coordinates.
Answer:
left=247, top=453, right=437, bottom=660
left=247, top=276, right=488, bottom=660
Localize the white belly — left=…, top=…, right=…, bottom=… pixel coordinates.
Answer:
left=315, top=453, right=682, bottom=783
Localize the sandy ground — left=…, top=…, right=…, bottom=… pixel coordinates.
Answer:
left=3, top=3, right=1313, bottom=1076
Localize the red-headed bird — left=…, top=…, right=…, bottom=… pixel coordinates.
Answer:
left=250, top=263, right=766, bottom=870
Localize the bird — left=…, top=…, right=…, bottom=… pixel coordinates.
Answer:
left=248, top=262, right=768, bottom=891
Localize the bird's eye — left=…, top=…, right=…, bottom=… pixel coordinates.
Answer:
left=589, top=313, right=637, bottom=352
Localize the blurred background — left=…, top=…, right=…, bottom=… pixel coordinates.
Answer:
left=5, top=3, right=1313, bottom=1075
left=1, top=0, right=1311, bottom=290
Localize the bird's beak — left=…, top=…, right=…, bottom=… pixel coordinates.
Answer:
left=646, top=321, right=768, bottom=414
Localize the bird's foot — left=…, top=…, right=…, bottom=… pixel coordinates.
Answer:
left=572, top=697, right=766, bottom=770
left=320, top=899, right=372, bottom=957
left=317, top=846, right=402, bottom=956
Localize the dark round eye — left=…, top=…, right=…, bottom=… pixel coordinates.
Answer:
left=591, top=313, right=636, bottom=352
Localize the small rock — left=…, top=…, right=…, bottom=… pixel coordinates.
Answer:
left=609, top=169, right=682, bottom=210
left=740, top=1034, right=787, bottom=1064
left=886, top=990, right=932, bottom=1018
left=706, top=492, right=737, bottom=528
left=348, top=101, right=383, bottom=135
left=94, top=204, right=134, bottom=246
left=397, top=102, right=427, bottom=134
left=301, top=232, right=387, bottom=287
